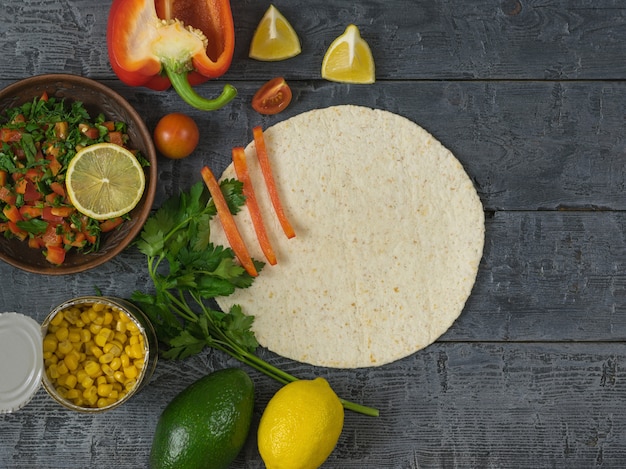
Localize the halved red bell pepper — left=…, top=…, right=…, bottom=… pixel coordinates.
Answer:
left=107, top=0, right=237, bottom=111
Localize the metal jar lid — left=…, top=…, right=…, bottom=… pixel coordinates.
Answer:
left=0, top=312, right=43, bottom=413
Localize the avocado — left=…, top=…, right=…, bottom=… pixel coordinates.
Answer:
left=150, top=368, right=255, bottom=469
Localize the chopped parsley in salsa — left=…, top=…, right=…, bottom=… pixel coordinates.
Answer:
left=0, top=92, right=147, bottom=266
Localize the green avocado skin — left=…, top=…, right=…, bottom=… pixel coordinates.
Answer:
left=149, top=368, right=255, bottom=469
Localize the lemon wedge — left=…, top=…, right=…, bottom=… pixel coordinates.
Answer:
left=66, top=143, right=146, bottom=220
left=249, top=4, right=301, bottom=61
left=321, top=24, right=375, bottom=84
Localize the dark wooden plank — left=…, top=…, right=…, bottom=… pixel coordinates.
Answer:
left=2, top=1, right=626, bottom=81
left=2, top=210, right=626, bottom=343
left=1, top=342, right=625, bottom=468
left=2, top=0, right=626, bottom=467
left=449, top=210, right=626, bottom=342
left=0, top=78, right=620, bottom=212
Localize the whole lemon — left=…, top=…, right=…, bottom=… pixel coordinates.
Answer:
left=258, top=377, right=344, bottom=469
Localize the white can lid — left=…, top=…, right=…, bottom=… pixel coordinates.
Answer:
left=0, top=312, right=43, bottom=413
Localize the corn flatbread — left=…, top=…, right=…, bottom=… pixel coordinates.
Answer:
left=213, top=105, right=484, bottom=368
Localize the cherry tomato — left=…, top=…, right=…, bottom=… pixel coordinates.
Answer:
left=153, top=113, right=200, bottom=159
left=251, top=77, right=293, bottom=115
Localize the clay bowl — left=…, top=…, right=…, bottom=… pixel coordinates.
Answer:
left=0, top=74, right=157, bottom=274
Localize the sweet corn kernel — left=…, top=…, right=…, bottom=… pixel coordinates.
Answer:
left=124, top=379, right=137, bottom=392
left=103, top=311, right=113, bottom=325
left=76, top=370, right=88, bottom=383
left=120, top=353, right=131, bottom=368
left=44, top=355, right=58, bottom=366
left=97, top=398, right=115, bottom=408
left=83, top=385, right=97, bottom=398
left=64, top=308, right=79, bottom=324
left=56, top=362, right=69, bottom=376
left=90, top=345, right=103, bottom=359
left=59, top=373, right=77, bottom=390
left=63, top=351, right=80, bottom=371
left=68, top=328, right=82, bottom=343
left=84, top=360, right=101, bottom=378
left=43, top=336, right=58, bottom=353
left=57, top=340, right=73, bottom=356
left=80, top=329, right=91, bottom=343
left=66, top=389, right=81, bottom=400
left=97, top=383, right=113, bottom=397
left=104, top=341, right=123, bottom=357
left=50, top=312, right=65, bottom=327
left=113, top=331, right=128, bottom=344
left=99, top=352, right=114, bottom=364
left=102, top=364, right=115, bottom=377
left=81, top=376, right=94, bottom=389
left=115, top=321, right=127, bottom=334
left=55, top=327, right=69, bottom=341
left=48, top=364, right=60, bottom=379
left=43, top=301, right=148, bottom=409
left=80, top=311, right=91, bottom=324
left=110, top=357, right=122, bottom=371
left=95, top=328, right=113, bottom=347
left=128, top=343, right=144, bottom=359
left=123, top=365, right=138, bottom=380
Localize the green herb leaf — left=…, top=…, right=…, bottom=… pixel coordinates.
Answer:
left=132, top=180, right=380, bottom=417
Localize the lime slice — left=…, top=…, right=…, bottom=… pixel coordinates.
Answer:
left=249, top=5, right=301, bottom=61
left=66, top=143, right=145, bottom=220
left=321, top=24, right=375, bottom=84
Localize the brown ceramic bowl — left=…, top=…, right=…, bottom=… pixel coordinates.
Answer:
left=0, top=74, right=157, bottom=275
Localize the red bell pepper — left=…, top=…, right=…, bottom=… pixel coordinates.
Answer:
left=107, top=0, right=237, bottom=111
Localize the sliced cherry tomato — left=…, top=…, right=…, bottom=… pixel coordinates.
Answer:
left=251, top=77, right=292, bottom=115
left=153, top=113, right=200, bottom=159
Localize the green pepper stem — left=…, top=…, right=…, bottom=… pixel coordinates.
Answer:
left=164, top=67, right=237, bottom=111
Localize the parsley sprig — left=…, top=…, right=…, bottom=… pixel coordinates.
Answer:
left=131, top=181, right=379, bottom=417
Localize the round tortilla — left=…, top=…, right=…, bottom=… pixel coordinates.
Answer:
left=212, top=105, right=484, bottom=368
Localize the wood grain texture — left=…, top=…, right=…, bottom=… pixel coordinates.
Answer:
left=0, top=78, right=617, bottom=212
left=1, top=1, right=626, bottom=81
left=2, top=343, right=626, bottom=468
left=1, top=0, right=626, bottom=467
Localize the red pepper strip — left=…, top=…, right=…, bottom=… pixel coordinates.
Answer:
left=200, top=166, right=258, bottom=277
left=252, top=126, right=296, bottom=239
left=107, top=0, right=237, bottom=110
left=232, top=147, right=277, bottom=266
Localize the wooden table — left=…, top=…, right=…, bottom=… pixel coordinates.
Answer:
left=2, top=0, right=626, bottom=467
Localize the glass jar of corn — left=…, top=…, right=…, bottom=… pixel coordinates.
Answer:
left=40, top=296, right=158, bottom=412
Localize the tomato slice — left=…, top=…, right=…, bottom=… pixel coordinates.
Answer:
left=251, top=77, right=292, bottom=115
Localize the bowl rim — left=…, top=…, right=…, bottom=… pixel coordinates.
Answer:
left=0, top=73, right=157, bottom=275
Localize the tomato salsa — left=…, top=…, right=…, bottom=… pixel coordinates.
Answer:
left=0, top=93, right=147, bottom=265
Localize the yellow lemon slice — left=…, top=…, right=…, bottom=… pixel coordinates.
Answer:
left=321, top=24, right=375, bottom=84
left=66, top=142, right=146, bottom=220
left=249, top=4, right=301, bottom=61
